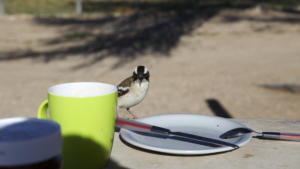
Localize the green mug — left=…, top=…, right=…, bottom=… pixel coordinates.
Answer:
left=37, top=82, right=117, bottom=169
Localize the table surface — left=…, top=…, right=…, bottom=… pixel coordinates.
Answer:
left=106, top=118, right=300, bottom=169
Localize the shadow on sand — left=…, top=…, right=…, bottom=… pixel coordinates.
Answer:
left=0, top=1, right=299, bottom=69
left=206, top=99, right=233, bottom=118
left=0, top=10, right=215, bottom=69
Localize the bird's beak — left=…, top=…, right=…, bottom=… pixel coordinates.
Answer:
left=138, top=76, right=143, bottom=86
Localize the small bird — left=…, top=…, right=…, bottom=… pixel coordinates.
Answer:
left=117, top=66, right=150, bottom=119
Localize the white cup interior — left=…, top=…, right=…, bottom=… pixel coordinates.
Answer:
left=48, top=82, right=117, bottom=97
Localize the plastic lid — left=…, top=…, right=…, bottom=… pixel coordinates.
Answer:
left=0, top=117, right=62, bottom=166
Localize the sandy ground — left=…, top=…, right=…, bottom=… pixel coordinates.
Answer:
left=0, top=9, right=300, bottom=120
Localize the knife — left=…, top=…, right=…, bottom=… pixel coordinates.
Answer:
left=116, top=117, right=239, bottom=149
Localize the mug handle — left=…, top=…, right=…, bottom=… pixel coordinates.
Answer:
left=37, top=100, right=48, bottom=119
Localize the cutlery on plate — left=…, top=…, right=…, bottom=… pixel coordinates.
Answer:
left=116, top=117, right=239, bottom=149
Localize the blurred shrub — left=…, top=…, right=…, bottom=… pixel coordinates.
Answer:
left=4, top=0, right=300, bottom=15
left=5, top=0, right=74, bottom=14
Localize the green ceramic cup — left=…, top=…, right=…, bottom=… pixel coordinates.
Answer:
left=37, top=82, right=117, bottom=169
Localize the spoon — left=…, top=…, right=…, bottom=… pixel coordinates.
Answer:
left=220, top=127, right=300, bottom=142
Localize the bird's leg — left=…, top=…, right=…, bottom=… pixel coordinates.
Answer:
left=126, top=108, right=137, bottom=119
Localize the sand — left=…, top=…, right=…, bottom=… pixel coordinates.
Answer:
left=0, top=9, right=300, bottom=120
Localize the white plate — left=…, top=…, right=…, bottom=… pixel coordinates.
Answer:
left=119, top=114, right=252, bottom=155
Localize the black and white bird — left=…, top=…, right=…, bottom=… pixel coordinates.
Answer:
left=117, top=66, right=150, bottom=118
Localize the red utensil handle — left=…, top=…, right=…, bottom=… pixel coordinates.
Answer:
left=262, top=132, right=300, bottom=142
left=116, top=119, right=151, bottom=130
left=115, top=117, right=171, bottom=134
left=115, top=118, right=153, bottom=134
left=280, top=133, right=300, bottom=141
